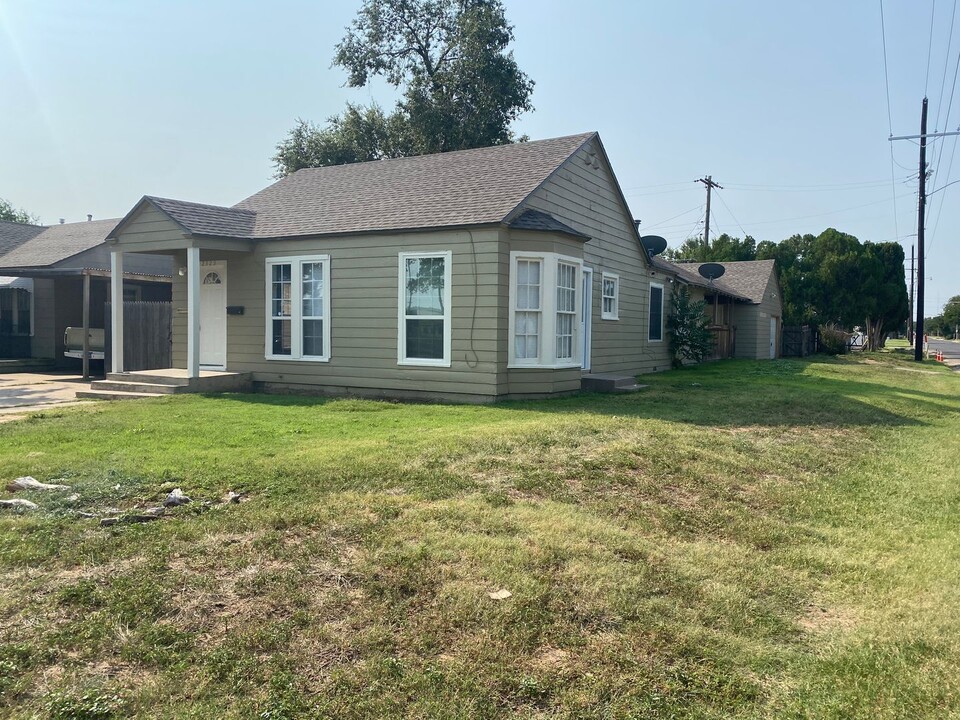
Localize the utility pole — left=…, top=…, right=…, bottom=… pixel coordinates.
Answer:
left=915, top=98, right=927, bottom=362
left=696, top=176, right=722, bottom=248
left=888, top=97, right=960, bottom=360
left=908, top=244, right=915, bottom=344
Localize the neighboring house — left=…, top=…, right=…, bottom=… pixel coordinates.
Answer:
left=0, top=219, right=172, bottom=369
left=107, top=132, right=690, bottom=401
left=662, top=259, right=783, bottom=360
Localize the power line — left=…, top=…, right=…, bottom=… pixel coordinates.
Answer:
left=926, top=0, right=938, bottom=96
left=881, top=0, right=904, bottom=245
left=641, top=204, right=705, bottom=231
left=715, top=190, right=748, bottom=237
left=933, top=0, right=958, bottom=135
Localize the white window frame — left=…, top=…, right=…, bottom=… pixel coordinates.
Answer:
left=601, top=272, right=619, bottom=320
left=648, top=282, right=664, bottom=342
left=398, top=251, right=452, bottom=367
left=508, top=251, right=583, bottom=369
left=264, top=254, right=331, bottom=362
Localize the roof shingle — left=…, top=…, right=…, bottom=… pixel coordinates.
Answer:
left=233, top=133, right=595, bottom=239
left=0, top=219, right=120, bottom=269
left=508, top=209, right=590, bottom=239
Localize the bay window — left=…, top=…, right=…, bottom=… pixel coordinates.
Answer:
left=509, top=252, right=582, bottom=368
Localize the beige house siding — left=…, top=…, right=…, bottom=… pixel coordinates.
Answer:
left=168, top=229, right=505, bottom=400
left=520, top=140, right=672, bottom=376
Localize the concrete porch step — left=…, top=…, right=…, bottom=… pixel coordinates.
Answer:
left=581, top=373, right=648, bottom=394
left=76, top=389, right=167, bottom=401
left=106, top=372, right=189, bottom=387
left=91, top=380, right=182, bottom=394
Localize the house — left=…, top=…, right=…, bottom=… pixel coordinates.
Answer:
left=660, top=259, right=783, bottom=360
left=104, top=132, right=694, bottom=402
left=0, top=219, right=173, bottom=374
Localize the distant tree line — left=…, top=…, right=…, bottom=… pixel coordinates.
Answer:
left=666, top=228, right=909, bottom=351
left=925, top=296, right=960, bottom=338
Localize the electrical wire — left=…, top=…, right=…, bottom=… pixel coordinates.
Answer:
left=716, top=191, right=748, bottom=237
left=926, top=0, right=938, bottom=96
left=880, top=0, right=904, bottom=244
left=641, top=204, right=704, bottom=231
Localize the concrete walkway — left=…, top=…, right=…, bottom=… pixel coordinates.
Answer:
left=0, top=373, right=93, bottom=422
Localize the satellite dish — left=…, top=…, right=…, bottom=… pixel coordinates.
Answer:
left=698, top=262, right=726, bottom=281
left=640, top=235, right=668, bottom=256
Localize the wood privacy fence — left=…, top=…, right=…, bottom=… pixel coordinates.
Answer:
left=781, top=325, right=818, bottom=357
left=104, top=301, right=172, bottom=371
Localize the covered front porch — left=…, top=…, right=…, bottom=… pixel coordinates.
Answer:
left=108, top=195, right=256, bottom=381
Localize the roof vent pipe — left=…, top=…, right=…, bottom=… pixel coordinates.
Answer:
left=87, top=214, right=92, bottom=221
left=59, top=218, right=65, bottom=224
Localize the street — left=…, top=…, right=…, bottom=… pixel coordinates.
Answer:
left=927, top=337, right=960, bottom=371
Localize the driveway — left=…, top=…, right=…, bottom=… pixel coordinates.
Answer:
left=0, top=373, right=93, bottom=422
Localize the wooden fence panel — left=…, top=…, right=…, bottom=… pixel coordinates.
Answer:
left=105, top=301, right=172, bottom=371
left=781, top=325, right=818, bottom=357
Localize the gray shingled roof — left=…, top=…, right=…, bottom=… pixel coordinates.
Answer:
left=698, top=260, right=776, bottom=303
left=232, top=133, right=595, bottom=239
left=658, top=258, right=775, bottom=303
left=147, top=196, right=257, bottom=238
left=0, top=219, right=120, bottom=269
left=508, top=209, right=590, bottom=239
left=653, top=257, right=752, bottom=302
left=0, top=221, right=45, bottom=257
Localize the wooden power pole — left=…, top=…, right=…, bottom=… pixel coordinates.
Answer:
left=696, top=176, right=722, bottom=248
left=914, top=98, right=927, bottom=363
left=908, top=244, right=915, bottom=344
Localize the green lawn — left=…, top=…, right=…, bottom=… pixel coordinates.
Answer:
left=0, top=353, right=958, bottom=719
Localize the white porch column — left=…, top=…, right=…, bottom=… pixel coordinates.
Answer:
left=186, top=246, right=201, bottom=379
left=110, top=250, right=124, bottom=374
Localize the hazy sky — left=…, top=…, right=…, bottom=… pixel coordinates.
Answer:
left=1, top=1, right=956, bottom=314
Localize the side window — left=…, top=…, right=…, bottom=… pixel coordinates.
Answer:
left=648, top=283, right=664, bottom=341
left=399, top=252, right=452, bottom=366
left=601, top=273, right=619, bottom=320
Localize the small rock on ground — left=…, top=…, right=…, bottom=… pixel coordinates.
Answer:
left=1, top=499, right=38, bottom=511
left=164, top=488, right=191, bottom=507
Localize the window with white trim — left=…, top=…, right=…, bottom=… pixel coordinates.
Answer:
left=508, top=252, right=582, bottom=368
left=514, top=259, right=542, bottom=360
left=556, top=261, right=577, bottom=360
left=648, top=282, right=664, bottom=342
left=601, top=272, right=619, bottom=320
left=265, top=255, right=330, bottom=361
left=399, top=251, right=452, bottom=366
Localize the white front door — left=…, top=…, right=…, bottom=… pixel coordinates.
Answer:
left=200, top=262, right=227, bottom=368
left=769, top=317, right=777, bottom=359
left=581, top=268, right=593, bottom=370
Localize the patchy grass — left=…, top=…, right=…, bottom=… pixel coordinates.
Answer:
left=0, top=353, right=958, bottom=718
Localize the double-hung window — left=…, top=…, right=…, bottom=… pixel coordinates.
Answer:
left=514, top=259, right=542, bottom=361
left=265, top=255, right=330, bottom=361
left=509, top=252, right=582, bottom=368
left=601, top=273, right=619, bottom=320
left=399, top=251, right=452, bottom=366
left=556, top=261, right=577, bottom=360
left=648, top=282, right=664, bottom=342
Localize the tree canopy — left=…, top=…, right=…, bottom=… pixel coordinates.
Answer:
left=669, top=227, right=909, bottom=348
left=0, top=198, right=37, bottom=225
left=273, top=0, right=534, bottom=176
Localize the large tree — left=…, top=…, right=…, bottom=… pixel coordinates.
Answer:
left=274, top=0, right=534, bottom=176
left=0, top=198, right=37, bottom=225
left=662, top=233, right=758, bottom=263
left=942, top=295, right=960, bottom=338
